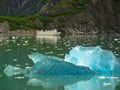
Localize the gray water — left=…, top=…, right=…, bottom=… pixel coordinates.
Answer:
left=0, top=34, right=120, bottom=90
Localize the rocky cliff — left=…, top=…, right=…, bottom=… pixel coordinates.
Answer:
left=45, top=0, right=120, bottom=34
left=0, top=0, right=120, bottom=34
left=0, top=0, right=49, bottom=16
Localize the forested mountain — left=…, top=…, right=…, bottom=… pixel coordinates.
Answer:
left=0, top=0, right=120, bottom=34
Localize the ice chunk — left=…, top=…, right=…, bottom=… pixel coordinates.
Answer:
left=112, top=58, right=120, bottom=75
left=28, top=52, right=63, bottom=64
left=25, top=59, right=95, bottom=78
left=4, top=59, right=94, bottom=78
left=4, top=65, right=27, bottom=77
left=4, top=46, right=120, bottom=78
left=64, top=46, right=119, bottom=76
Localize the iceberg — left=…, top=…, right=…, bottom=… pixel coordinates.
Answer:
left=28, top=52, right=63, bottom=64
left=4, top=46, right=120, bottom=78
left=64, top=46, right=120, bottom=76
left=25, top=59, right=94, bottom=78
left=4, top=65, right=26, bottom=77
left=4, top=53, right=94, bottom=78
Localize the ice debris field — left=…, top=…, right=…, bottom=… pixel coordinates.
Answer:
left=4, top=46, right=120, bottom=78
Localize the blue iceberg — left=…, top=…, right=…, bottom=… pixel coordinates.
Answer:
left=4, top=46, right=120, bottom=78
left=4, top=52, right=95, bottom=77
left=25, top=59, right=94, bottom=78
left=4, top=65, right=26, bottom=77
left=27, top=52, right=63, bottom=64
left=64, top=46, right=120, bottom=76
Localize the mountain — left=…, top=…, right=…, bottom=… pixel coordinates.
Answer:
left=0, top=0, right=64, bottom=16
left=0, top=0, right=47, bottom=16
left=0, top=0, right=120, bottom=34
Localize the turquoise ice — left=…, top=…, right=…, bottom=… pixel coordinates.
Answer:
left=64, top=46, right=120, bottom=76
left=4, top=52, right=95, bottom=77
left=4, top=46, right=120, bottom=78
left=25, top=59, right=94, bottom=78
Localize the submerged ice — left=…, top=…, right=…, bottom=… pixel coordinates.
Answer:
left=4, top=46, right=120, bottom=78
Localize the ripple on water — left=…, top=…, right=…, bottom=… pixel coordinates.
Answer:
left=58, top=54, right=64, bottom=57
left=25, top=63, right=29, bottom=66
left=118, top=41, right=120, bottom=43
left=33, top=48, right=37, bottom=51
left=0, top=74, right=3, bottom=77
left=114, top=38, right=118, bottom=41
left=14, top=76, right=24, bottom=79
left=25, top=66, right=32, bottom=69
left=15, top=64, right=20, bottom=67
left=115, top=54, right=120, bottom=56
left=13, top=59, right=18, bottom=62
left=45, top=52, right=53, bottom=54
left=5, top=49, right=11, bottom=52
left=17, top=43, right=20, bottom=46
left=23, top=43, right=27, bottom=46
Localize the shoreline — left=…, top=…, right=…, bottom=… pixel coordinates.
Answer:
left=0, top=28, right=120, bottom=36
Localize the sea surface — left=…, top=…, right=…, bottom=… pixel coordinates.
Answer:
left=0, top=34, right=120, bottom=90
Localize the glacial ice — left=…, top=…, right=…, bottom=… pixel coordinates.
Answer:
left=25, top=59, right=94, bottom=78
left=4, top=46, right=120, bottom=78
left=64, top=46, right=120, bottom=76
left=28, top=52, right=63, bottom=64
left=4, top=53, right=94, bottom=77
left=4, top=65, right=26, bottom=77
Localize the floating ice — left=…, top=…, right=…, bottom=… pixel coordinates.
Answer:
left=4, top=65, right=26, bottom=77
left=64, top=46, right=120, bottom=76
left=4, top=53, right=94, bottom=77
left=3, top=46, right=120, bottom=78
left=25, top=59, right=95, bottom=78
left=28, top=52, right=63, bottom=64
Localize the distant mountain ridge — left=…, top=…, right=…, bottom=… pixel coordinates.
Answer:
left=0, top=0, right=59, bottom=16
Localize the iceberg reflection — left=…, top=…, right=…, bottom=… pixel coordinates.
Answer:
left=27, top=75, right=120, bottom=90
left=36, top=35, right=61, bottom=44
left=65, top=76, right=119, bottom=90
left=27, top=75, right=94, bottom=89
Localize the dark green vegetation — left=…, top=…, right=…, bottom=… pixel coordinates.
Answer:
left=0, top=0, right=120, bottom=34
left=0, top=0, right=90, bottom=31
left=0, top=15, right=53, bottom=30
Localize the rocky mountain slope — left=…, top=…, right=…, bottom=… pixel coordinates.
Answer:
left=0, top=0, right=47, bottom=16
left=0, top=0, right=120, bottom=34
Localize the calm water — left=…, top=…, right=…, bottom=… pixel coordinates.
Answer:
left=0, top=34, right=120, bottom=90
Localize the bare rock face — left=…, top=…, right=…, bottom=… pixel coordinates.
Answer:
left=0, top=0, right=48, bottom=16
left=88, top=0, right=120, bottom=33
left=0, top=0, right=64, bottom=16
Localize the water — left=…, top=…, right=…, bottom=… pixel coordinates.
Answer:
left=0, top=34, right=120, bottom=90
